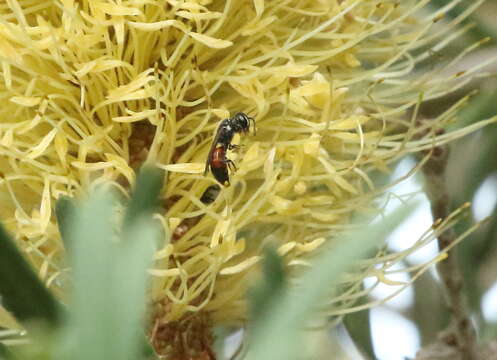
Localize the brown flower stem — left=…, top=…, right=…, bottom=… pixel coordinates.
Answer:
left=421, top=145, right=478, bottom=360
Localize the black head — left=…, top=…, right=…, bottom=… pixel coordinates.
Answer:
left=231, top=112, right=256, bottom=135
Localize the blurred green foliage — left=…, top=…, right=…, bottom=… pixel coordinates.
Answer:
left=1, top=3, right=497, bottom=358
left=0, top=166, right=164, bottom=360
left=0, top=162, right=418, bottom=360
left=245, top=205, right=416, bottom=360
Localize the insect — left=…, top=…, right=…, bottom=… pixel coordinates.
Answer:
left=200, top=184, right=221, bottom=204
left=207, top=145, right=237, bottom=186
left=213, top=112, right=256, bottom=148
left=204, top=112, right=256, bottom=186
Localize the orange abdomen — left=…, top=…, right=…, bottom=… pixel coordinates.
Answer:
left=211, top=147, right=226, bottom=168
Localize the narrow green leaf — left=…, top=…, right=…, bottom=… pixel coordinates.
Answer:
left=0, top=342, right=8, bottom=359
left=245, top=203, right=417, bottom=360
left=58, top=190, right=116, bottom=360
left=0, top=224, right=61, bottom=327
left=55, top=196, right=77, bottom=252
left=411, top=270, right=448, bottom=345
left=248, top=246, right=286, bottom=330
left=124, top=166, right=164, bottom=227
left=344, top=309, right=374, bottom=360
left=140, top=333, right=159, bottom=360
left=59, top=188, right=161, bottom=360
left=343, top=259, right=375, bottom=359
left=111, top=218, right=160, bottom=360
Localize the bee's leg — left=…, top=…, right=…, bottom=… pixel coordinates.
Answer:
left=225, top=159, right=237, bottom=172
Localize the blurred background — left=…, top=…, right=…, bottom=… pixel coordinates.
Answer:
left=336, top=1, right=497, bottom=358
left=218, top=1, right=497, bottom=357
left=1, top=2, right=496, bottom=360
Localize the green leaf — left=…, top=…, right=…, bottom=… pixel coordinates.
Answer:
left=0, top=224, right=61, bottom=327
left=343, top=256, right=376, bottom=359
left=344, top=309, right=374, bottom=359
left=0, top=342, right=8, bottom=359
left=140, top=333, right=159, bottom=360
left=55, top=196, right=77, bottom=253
left=58, top=186, right=162, bottom=360
left=245, top=203, right=417, bottom=360
left=248, top=246, right=286, bottom=331
left=123, top=166, right=164, bottom=228
left=411, top=270, right=447, bottom=345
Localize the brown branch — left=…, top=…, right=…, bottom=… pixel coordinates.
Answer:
left=420, top=144, right=478, bottom=360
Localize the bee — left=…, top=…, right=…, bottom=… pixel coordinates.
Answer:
left=204, top=112, right=256, bottom=186
left=213, top=112, right=256, bottom=148
left=207, top=145, right=237, bottom=186
left=200, top=184, right=221, bottom=204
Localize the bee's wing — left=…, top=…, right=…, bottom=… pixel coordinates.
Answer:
left=204, top=125, right=223, bottom=175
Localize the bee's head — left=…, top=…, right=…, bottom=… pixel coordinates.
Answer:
left=233, top=112, right=255, bottom=133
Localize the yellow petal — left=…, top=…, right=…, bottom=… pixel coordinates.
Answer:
left=105, top=153, right=134, bottom=184
left=27, top=128, right=57, bottom=159
left=211, top=215, right=231, bottom=248
left=107, top=69, right=155, bottom=99
left=176, top=10, right=222, bottom=20
left=75, top=59, right=130, bottom=77
left=168, top=217, right=181, bottom=230
left=294, top=181, right=307, bottom=194
left=1, top=129, right=13, bottom=147
left=54, top=131, right=68, bottom=166
left=127, top=19, right=186, bottom=32
left=71, top=161, right=113, bottom=171
left=0, top=38, right=23, bottom=64
left=270, top=195, right=305, bottom=215
left=154, top=244, right=174, bottom=260
left=264, top=147, right=276, bottom=177
left=333, top=174, right=358, bottom=194
left=2, top=62, right=11, bottom=89
left=310, top=212, right=339, bottom=222
left=375, top=271, right=405, bottom=286
left=113, top=109, right=157, bottom=123
left=212, top=108, right=230, bottom=119
left=97, top=3, right=142, bottom=16
left=220, top=256, right=260, bottom=275
left=167, top=0, right=207, bottom=11
left=296, top=238, right=325, bottom=253
left=39, top=178, right=51, bottom=230
left=188, top=32, right=233, bottom=49
left=345, top=53, right=361, bottom=67
left=278, top=242, right=296, bottom=256
left=253, top=0, right=264, bottom=16
left=10, top=96, right=41, bottom=107
left=303, top=133, right=321, bottom=157
left=159, top=163, right=204, bottom=174
left=329, top=115, right=369, bottom=130
left=148, top=268, right=181, bottom=277
left=241, top=16, right=277, bottom=36
left=270, top=64, right=317, bottom=78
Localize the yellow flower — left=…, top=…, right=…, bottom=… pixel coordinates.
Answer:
left=0, top=0, right=494, bottom=356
